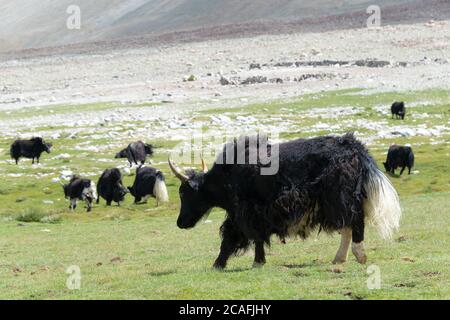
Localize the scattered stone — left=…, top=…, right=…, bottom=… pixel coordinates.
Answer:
left=241, top=76, right=267, bottom=85
left=310, top=48, right=321, bottom=56
left=110, top=257, right=122, bottom=263
left=54, top=153, right=71, bottom=160
left=220, top=76, right=231, bottom=85
left=60, top=170, right=73, bottom=181
left=183, top=75, right=196, bottom=82
left=249, top=63, right=261, bottom=70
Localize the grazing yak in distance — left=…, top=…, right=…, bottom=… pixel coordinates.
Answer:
left=169, top=133, right=402, bottom=269
left=391, top=101, right=406, bottom=120
left=96, top=168, right=128, bottom=206
left=128, top=166, right=169, bottom=206
left=10, top=137, right=52, bottom=164
left=62, top=176, right=97, bottom=212
left=115, top=141, right=154, bottom=167
left=383, top=145, right=415, bottom=176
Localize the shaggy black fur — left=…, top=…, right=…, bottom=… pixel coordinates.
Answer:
left=115, top=141, right=154, bottom=167
left=96, top=168, right=128, bottom=206
left=391, top=101, right=406, bottom=120
left=175, top=133, right=379, bottom=269
left=383, top=145, right=414, bottom=175
left=128, top=166, right=164, bottom=204
left=10, top=137, right=52, bottom=164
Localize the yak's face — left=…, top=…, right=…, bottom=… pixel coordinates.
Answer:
left=62, top=184, right=69, bottom=198
left=127, top=186, right=135, bottom=197
left=127, top=186, right=142, bottom=203
left=115, top=149, right=126, bottom=159
left=34, top=137, right=51, bottom=153
left=177, top=173, right=212, bottom=229
left=383, top=162, right=391, bottom=172
left=43, top=142, right=52, bottom=153
left=113, top=184, right=128, bottom=202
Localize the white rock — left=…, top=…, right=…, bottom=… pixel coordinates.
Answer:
left=54, top=153, right=71, bottom=159
left=60, top=170, right=73, bottom=180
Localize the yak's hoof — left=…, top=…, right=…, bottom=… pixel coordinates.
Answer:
left=252, top=261, right=265, bottom=268
left=352, top=243, right=367, bottom=264
left=212, top=261, right=226, bottom=270
left=332, top=257, right=347, bottom=265
left=356, top=255, right=367, bottom=264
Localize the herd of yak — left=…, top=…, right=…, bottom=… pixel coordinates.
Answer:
left=5, top=101, right=415, bottom=267
left=11, top=139, right=168, bottom=212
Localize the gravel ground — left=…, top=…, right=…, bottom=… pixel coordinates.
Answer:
left=0, top=19, right=449, bottom=116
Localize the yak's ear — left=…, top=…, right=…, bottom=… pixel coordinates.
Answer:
left=188, top=179, right=200, bottom=191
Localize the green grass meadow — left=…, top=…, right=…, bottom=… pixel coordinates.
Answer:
left=0, top=89, right=449, bottom=299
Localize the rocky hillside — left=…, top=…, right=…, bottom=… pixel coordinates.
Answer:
left=1, top=0, right=447, bottom=53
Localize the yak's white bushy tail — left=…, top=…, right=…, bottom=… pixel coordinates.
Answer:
left=363, top=168, right=402, bottom=239
left=154, top=173, right=169, bottom=203
left=90, top=181, right=98, bottom=200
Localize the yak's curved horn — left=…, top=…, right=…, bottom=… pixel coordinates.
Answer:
left=168, top=157, right=189, bottom=182
left=201, top=157, right=208, bottom=173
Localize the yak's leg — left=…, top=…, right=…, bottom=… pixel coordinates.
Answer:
left=213, top=219, right=243, bottom=270
left=408, top=166, right=412, bottom=175
left=141, top=195, right=150, bottom=204
left=106, top=200, right=112, bottom=206
left=400, top=166, right=406, bottom=176
left=32, top=158, right=35, bottom=164
left=70, top=199, right=77, bottom=211
left=253, top=241, right=266, bottom=268
left=351, top=215, right=367, bottom=264
left=86, top=199, right=93, bottom=212
left=333, top=228, right=352, bottom=264
left=15, top=158, right=18, bottom=165
left=37, top=157, right=40, bottom=164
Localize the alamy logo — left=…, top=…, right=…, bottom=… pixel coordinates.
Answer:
left=367, top=264, right=381, bottom=290
left=66, top=5, right=81, bottom=30
left=66, top=265, right=81, bottom=290
left=169, top=129, right=280, bottom=175
left=366, top=5, right=381, bottom=28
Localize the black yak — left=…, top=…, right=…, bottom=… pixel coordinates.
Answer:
left=96, top=168, right=128, bottom=206
left=391, top=101, right=406, bottom=120
left=62, top=176, right=97, bottom=212
left=115, top=141, right=154, bottom=167
left=383, top=145, right=414, bottom=175
left=169, top=133, right=401, bottom=269
left=128, top=166, right=169, bottom=206
left=10, top=137, right=52, bottom=164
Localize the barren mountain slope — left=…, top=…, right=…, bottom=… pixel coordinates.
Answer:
left=0, top=0, right=438, bottom=53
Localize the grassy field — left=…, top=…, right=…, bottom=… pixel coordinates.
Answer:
left=0, top=89, right=449, bottom=299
